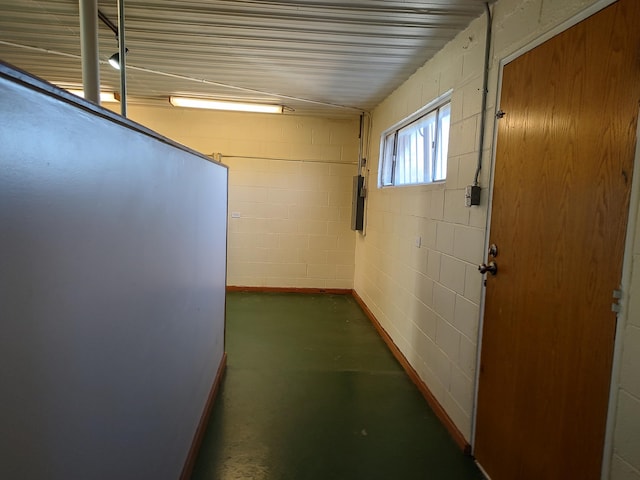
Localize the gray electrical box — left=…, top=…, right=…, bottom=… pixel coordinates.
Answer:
left=465, top=185, right=481, bottom=207
left=351, top=175, right=365, bottom=231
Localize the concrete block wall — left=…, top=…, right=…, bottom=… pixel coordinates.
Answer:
left=354, top=11, right=490, bottom=440
left=354, top=6, right=640, bottom=477
left=614, top=203, right=640, bottom=479
left=124, top=106, right=360, bottom=289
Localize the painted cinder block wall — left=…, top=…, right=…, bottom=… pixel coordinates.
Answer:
left=615, top=202, right=640, bottom=478
left=354, top=9, right=490, bottom=443
left=124, top=106, right=360, bottom=289
left=353, top=0, right=640, bottom=477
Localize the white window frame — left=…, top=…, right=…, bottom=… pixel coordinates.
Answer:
left=378, top=92, right=452, bottom=187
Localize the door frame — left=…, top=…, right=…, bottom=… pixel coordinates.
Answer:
left=470, top=1, right=638, bottom=478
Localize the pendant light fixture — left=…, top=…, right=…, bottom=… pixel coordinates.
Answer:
left=108, top=48, right=128, bottom=70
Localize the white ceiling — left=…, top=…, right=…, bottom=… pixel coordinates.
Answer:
left=0, top=0, right=492, bottom=118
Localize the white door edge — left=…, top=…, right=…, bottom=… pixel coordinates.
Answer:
left=601, top=106, right=640, bottom=480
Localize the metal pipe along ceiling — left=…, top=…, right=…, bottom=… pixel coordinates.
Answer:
left=79, top=0, right=100, bottom=104
left=473, top=2, right=492, bottom=187
left=117, top=0, right=127, bottom=117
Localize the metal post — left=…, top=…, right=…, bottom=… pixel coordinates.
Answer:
left=79, top=0, right=100, bottom=104
left=117, top=0, right=127, bottom=117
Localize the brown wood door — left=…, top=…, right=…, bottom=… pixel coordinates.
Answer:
left=474, top=1, right=640, bottom=479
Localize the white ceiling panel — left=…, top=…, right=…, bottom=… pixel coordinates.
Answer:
left=0, top=0, right=493, bottom=117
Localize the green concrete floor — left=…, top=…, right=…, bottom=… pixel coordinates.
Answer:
left=191, top=292, right=484, bottom=480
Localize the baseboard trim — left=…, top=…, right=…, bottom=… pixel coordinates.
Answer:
left=180, top=352, right=227, bottom=480
left=351, top=290, right=471, bottom=455
left=226, top=285, right=353, bottom=295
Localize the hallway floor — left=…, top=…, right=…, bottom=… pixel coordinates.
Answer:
left=191, top=292, right=484, bottom=480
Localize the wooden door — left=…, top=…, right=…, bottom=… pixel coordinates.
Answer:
left=474, top=1, right=640, bottom=478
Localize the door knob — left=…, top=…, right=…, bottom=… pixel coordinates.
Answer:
left=478, top=261, right=498, bottom=275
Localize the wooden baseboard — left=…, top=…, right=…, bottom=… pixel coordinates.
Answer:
left=351, top=290, right=471, bottom=455
left=226, top=285, right=353, bottom=295
left=180, top=352, right=227, bottom=480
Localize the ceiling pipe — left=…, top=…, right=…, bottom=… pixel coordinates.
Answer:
left=116, top=0, right=127, bottom=117
left=98, top=9, right=118, bottom=36
left=79, top=0, right=100, bottom=104
left=472, top=2, right=493, bottom=187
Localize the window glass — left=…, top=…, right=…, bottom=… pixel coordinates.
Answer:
left=379, top=98, right=450, bottom=187
left=381, top=132, right=395, bottom=186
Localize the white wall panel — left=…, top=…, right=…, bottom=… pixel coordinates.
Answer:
left=0, top=65, right=227, bottom=480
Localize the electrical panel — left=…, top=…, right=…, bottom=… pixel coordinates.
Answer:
left=351, top=175, right=365, bottom=231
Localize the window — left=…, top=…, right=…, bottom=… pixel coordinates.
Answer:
left=379, top=98, right=451, bottom=187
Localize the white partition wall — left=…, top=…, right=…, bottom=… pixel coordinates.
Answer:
left=0, top=64, right=228, bottom=480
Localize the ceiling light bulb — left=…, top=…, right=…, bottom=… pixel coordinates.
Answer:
left=169, top=96, right=283, bottom=114
left=108, top=53, right=121, bottom=70
left=108, top=48, right=128, bottom=70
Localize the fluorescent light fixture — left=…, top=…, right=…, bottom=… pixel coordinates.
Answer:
left=68, top=89, right=119, bottom=103
left=169, top=96, right=283, bottom=114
